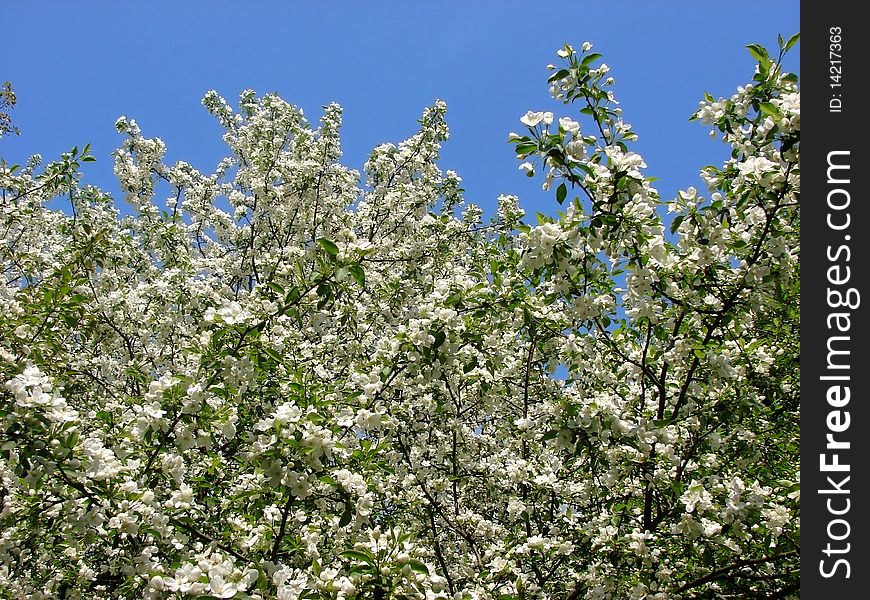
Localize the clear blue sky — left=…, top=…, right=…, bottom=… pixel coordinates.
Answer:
left=1, top=1, right=799, bottom=218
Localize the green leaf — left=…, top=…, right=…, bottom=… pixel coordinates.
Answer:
left=348, top=264, right=365, bottom=287
left=81, top=156, right=96, bottom=162
left=693, top=348, right=706, bottom=360
left=463, top=356, right=478, bottom=373
left=574, top=163, right=594, bottom=178
left=339, top=506, right=354, bottom=527
left=556, top=182, right=569, bottom=205
left=408, top=560, right=429, bottom=575
left=444, top=292, right=462, bottom=307
left=316, top=283, right=333, bottom=309
left=746, top=43, right=768, bottom=62
left=581, top=52, right=602, bottom=68
left=758, top=102, right=777, bottom=116
left=348, top=564, right=373, bottom=576
left=317, top=238, right=339, bottom=257
left=341, top=550, right=373, bottom=564
left=264, top=347, right=284, bottom=363
left=432, top=329, right=446, bottom=349
left=547, top=68, right=570, bottom=83
left=545, top=147, right=564, bottom=162
left=784, top=32, right=800, bottom=52
left=542, top=429, right=560, bottom=442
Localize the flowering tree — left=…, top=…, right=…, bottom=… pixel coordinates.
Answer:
left=0, top=35, right=799, bottom=599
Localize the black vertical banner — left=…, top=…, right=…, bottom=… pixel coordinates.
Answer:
left=802, top=4, right=870, bottom=597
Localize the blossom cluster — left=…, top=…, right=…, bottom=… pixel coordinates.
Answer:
left=0, top=36, right=799, bottom=599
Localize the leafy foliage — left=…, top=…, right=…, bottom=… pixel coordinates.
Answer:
left=0, top=81, right=19, bottom=139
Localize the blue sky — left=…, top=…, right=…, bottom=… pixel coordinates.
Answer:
left=1, top=1, right=799, bottom=218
